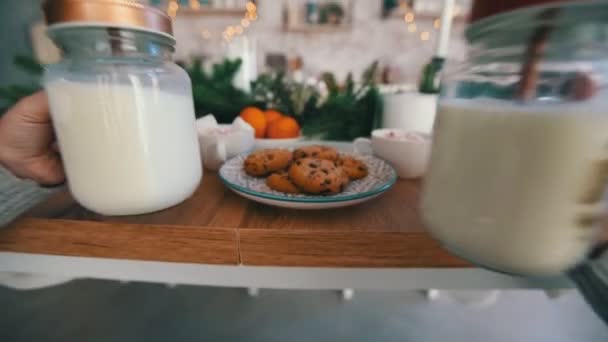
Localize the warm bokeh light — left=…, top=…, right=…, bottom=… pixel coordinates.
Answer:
left=408, top=23, right=417, bottom=33
left=219, top=1, right=257, bottom=42
left=189, top=0, right=200, bottom=10
left=433, top=18, right=440, bottom=29
left=167, top=0, right=178, bottom=17
left=420, top=31, right=430, bottom=41
left=454, top=5, right=462, bottom=17
left=404, top=12, right=414, bottom=23
left=246, top=12, right=258, bottom=21
left=246, top=1, right=257, bottom=12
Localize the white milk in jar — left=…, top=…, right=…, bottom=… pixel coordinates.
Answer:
left=47, top=81, right=201, bottom=215
left=422, top=1, right=608, bottom=275
left=43, top=0, right=202, bottom=215
left=422, top=99, right=607, bottom=275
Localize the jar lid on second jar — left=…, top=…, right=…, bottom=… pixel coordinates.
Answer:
left=469, top=0, right=577, bottom=22
left=43, top=0, right=174, bottom=39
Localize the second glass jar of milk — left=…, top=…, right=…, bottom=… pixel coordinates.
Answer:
left=422, top=1, right=608, bottom=275
left=43, top=1, right=202, bottom=215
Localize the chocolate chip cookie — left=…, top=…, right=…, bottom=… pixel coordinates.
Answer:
left=288, top=158, right=349, bottom=195
left=266, top=171, right=301, bottom=194
left=243, top=149, right=293, bottom=177
left=336, top=156, right=368, bottom=180
left=293, top=145, right=339, bottom=161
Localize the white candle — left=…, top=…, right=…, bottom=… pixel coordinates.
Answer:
left=227, top=36, right=253, bottom=92
left=436, top=0, right=455, bottom=57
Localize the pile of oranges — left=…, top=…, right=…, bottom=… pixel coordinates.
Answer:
left=239, top=107, right=301, bottom=139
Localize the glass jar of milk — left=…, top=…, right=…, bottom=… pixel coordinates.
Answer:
left=42, top=1, right=202, bottom=215
left=422, top=1, right=608, bottom=275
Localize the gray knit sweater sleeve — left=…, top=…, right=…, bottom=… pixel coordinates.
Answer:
left=0, top=166, right=58, bottom=227
left=570, top=251, right=608, bottom=324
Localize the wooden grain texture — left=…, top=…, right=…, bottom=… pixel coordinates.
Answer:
left=239, top=230, right=468, bottom=267
left=26, top=175, right=424, bottom=232
left=54, top=174, right=251, bottom=228
left=237, top=181, right=423, bottom=231
left=1, top=173, right=470, bottom=268
left=0, top=219, right=238, bottom=264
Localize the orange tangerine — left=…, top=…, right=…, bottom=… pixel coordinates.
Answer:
left=239, top=106, right=267, bottom=138
left=264, top=109, right=284, bottom=125
left=267, top=116, right=301, bottom=139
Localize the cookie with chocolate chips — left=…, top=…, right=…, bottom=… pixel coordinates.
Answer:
left=336, top=156, right=368, bottom=180
left=243, top=149, right=293, bottom=177
left=266, top=171, right=301, bottom=194
left=288, top=158, right=349, bottom=195
left=293, top=145, right=339, bottom=161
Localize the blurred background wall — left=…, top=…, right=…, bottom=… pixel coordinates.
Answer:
left=0, top=0, right=468, bottom=86
left=171, top=1, right=467, bottom=81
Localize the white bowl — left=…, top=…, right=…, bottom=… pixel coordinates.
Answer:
left=254, top=136, right=303, bottom=149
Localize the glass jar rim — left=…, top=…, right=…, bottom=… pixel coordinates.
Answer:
left=466, top=0, right=608, bottom=43
left=47, top=22, right=176, bottom=43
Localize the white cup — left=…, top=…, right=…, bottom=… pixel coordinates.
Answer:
left=354, top=128, right=431, bottom=179
left=381, top=91, right=438, bottom=134
left=198, top=123, right=255, bottom=171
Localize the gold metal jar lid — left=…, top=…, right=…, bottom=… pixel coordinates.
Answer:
left=43, top=0, right=173, bottom=38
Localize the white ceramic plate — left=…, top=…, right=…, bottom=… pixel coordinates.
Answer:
left=219, top=152, right=397, bottom=210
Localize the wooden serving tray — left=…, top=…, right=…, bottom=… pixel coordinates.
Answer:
left=0, top=172, right=468, bottom=268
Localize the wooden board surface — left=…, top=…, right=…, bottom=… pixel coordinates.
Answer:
left=0, top=173, right=468, bottom=268
left=0, top=219, right=239, bottom=264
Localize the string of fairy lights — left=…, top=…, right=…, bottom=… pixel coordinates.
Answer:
left=164, top=1, right=459, bottom=43
left=223, top=1, right=257, bottom=42
left=165, top=0, right=258, bottom=42
left=400, top=1, right=461, bottom=42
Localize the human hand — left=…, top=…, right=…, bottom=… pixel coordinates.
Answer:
left=0, top=91, right=64, bottom=185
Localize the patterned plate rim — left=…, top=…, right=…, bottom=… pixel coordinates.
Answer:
left=218, top=154, right=398, bottom=203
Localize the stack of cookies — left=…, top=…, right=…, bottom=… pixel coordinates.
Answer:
left=243, top=145, right=369, bottom=195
